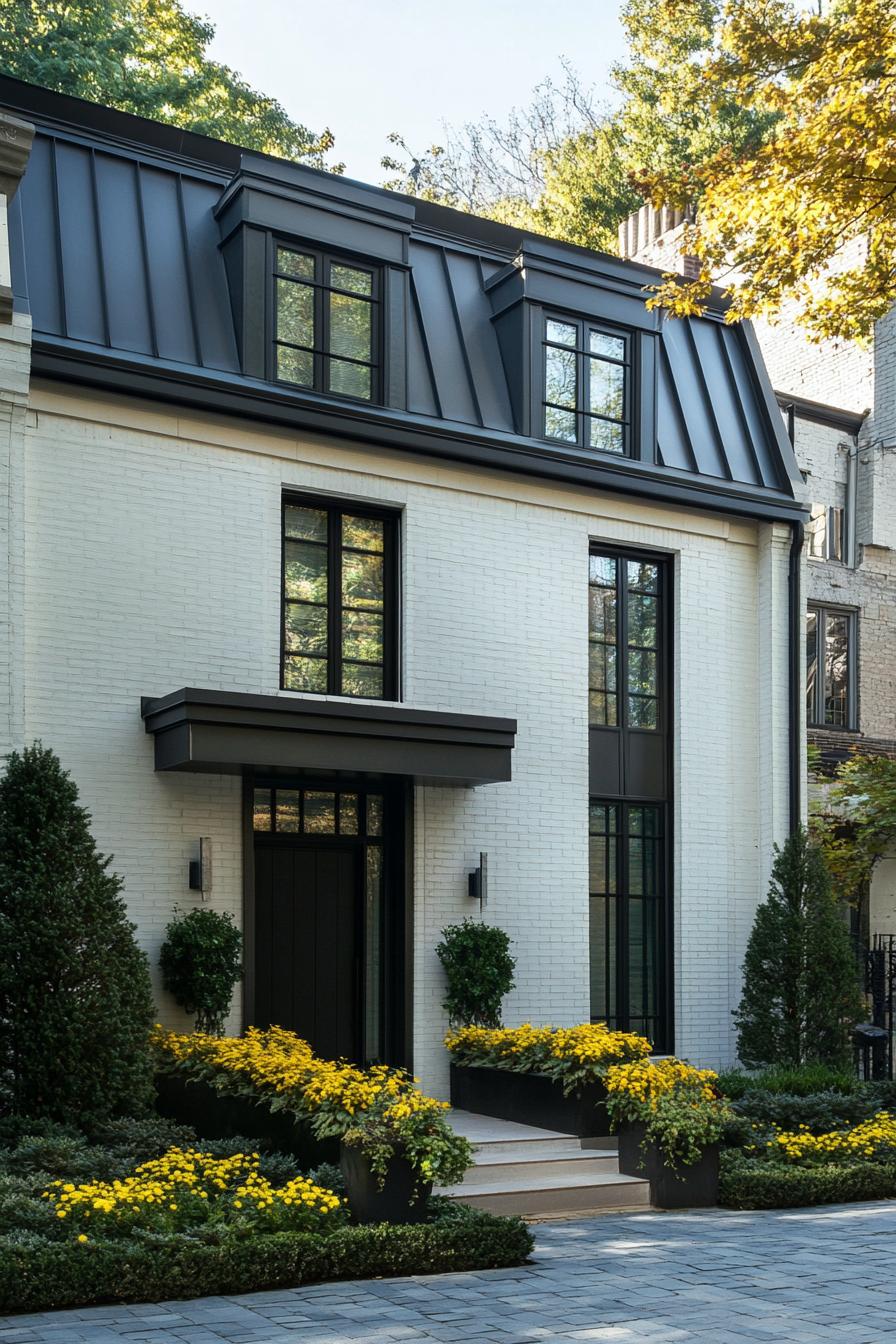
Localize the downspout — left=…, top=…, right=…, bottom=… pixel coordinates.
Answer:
left=788, top=519, right=805, bottom=834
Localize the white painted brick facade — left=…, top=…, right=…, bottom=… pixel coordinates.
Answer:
left=0, top=367, right=792, bottom=1093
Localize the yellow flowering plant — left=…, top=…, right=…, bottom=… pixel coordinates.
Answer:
left=43, top=1147, right=345, bottom=1239
left=152, top=1027, right=471, bottom=1188
left=767, top=1112, right=896, bottom=1168
left=445, top=1023, right=651, bottom=1094
left=604, top=1058, right=732, bottom=1169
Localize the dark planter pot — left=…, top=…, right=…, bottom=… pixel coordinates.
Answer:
left=154, top=1073, right=337, bottom=1165
left=340, top=1142, right=432, bottom=1224
left=617, top=1120, right=719, bottom=1208
left=449, top=1063, right=611, bottom=1138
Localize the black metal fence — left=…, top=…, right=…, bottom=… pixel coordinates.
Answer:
left=856, top=934, right=896, bottom=1080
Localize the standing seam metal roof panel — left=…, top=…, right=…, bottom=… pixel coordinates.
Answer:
left=2, top=84, right=804, bottom=516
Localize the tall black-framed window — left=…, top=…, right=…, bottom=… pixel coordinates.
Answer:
left=589, top=552, right=663, bottom=730
left=273, top=244, right=381, bottom=402
left=281, top=494, right=399, bottom=699
left=589, top=801, right=665, bottom=1045
left=806, top=604, right=856, bottom=728
left=542, top=314, right=630, bottom=455
left=588, top=545, right=671, bottom=1050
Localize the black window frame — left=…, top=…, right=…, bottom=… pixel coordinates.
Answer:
left=588, top=549, right=665, bottom=733
left=806, top=602, right=857, bottom=730
left=541, top=312, right=631, bottom=456
left=280, top=492, right=400, bottom=701
left=271, top=240, right=383, bottom=404
left=589, top=799, right=668, bottom=1050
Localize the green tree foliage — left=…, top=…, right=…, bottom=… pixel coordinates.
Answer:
left=0, top=0, right=335, bottom=165
left=383, top=3, right=771, bottom=251
left=381, top=66, right=639, bottom=253
left=734, top=828, right=864, bottom=1072
left=0, top=744, right=155, bottom=1123
left=614, top=0, right=775, bottom=198
left=647, top=0, right=896, bottom=340
left=812, top=754, right=896, bottom=906
left=436, top=919, right=516, bottom=1028
left=159, top=907, right=242, bottom=1035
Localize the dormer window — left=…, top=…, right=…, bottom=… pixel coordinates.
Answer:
left=274, top=245, right=380, bottom=402
left=542, top=315, right=629, bottom=455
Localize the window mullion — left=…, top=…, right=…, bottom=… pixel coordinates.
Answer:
left=329, top=508, right=341, bottom=696
left=618, top=563, right=628, bottom=728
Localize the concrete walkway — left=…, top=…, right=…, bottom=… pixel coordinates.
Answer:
left=3, top=1201, right=896, bottom=1344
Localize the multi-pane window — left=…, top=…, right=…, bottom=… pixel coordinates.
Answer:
left=274, top=246, right=379, bottom=401
left=808, top=503, right=844, bottom=562
left=589, top=802, right=664, bottom=1045
left=806, top=605, right=855, bottom=728
left=588, top=553, right=661, bottom=729
left=543, top=315, right=629, bottom=455
left=282, top=497, right=397, bottom=699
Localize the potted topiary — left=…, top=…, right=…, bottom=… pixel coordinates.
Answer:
left=337, top=1080, right=473, bottom=1224
left=437, top=918, right=516, bottom=1029
left=159, top=907, right=243, bottom=1035
left=605, top=1058, right=731, bottom=1208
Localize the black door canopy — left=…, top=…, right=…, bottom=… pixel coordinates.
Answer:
left=141, top=687, right=516, bottom=787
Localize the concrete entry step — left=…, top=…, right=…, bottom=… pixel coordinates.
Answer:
left=439, top=1109, right=651, bottom=1217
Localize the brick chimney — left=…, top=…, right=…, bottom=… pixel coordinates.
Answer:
left=618, top=202, right=699, bottom=278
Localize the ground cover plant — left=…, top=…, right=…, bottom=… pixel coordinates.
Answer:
left=716, top=1064, right=896, bottom=1208
left=0, top=1114, right=532, bottom=1313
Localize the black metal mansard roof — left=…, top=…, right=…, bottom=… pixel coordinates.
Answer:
left=3, top=76, right=806, bottom=523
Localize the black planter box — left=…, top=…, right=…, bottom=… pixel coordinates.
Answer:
left=154, top=1073, right=337, bottom=1165
left=340, top=1142, right=432, bottom=1224
left=617, top=1120, right=719, bottom=1208
left=449, top=1063, right=611, bottom=1137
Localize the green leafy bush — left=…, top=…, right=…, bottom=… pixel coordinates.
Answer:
left=436, top=919, right=516, bottom=1027
left=159, top=907, right=243, bottom=1034
left=719, top=1151, right=896, bottom=1209
left=0, top=744, right=155, bottom=1124
left=0, top=1203, right=533, bottom=1313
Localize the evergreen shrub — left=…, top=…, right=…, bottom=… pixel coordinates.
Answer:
left=159, top=907, right=243, bottom=1034
left=436, top=919, right=516, bottom=1027
left=734, top=828, right=864, bottom=1071
left=0, top=744, right=155, bottom=1124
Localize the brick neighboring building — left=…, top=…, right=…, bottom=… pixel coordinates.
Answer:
left=621, top=205, right=896, bottom=943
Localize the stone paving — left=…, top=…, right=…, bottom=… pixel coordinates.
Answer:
left=3, top=1202, right=896, bottom=1344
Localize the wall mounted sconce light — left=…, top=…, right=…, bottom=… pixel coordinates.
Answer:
left=468, top=852, right=488, bottom=908
left=189, top=837, right=212, bottom=900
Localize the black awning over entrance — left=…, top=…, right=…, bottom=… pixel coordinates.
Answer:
left=140, top=688, right=516, bottom=787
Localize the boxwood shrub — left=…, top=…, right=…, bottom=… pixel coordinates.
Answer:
left=719, top=1152, right=896, bottom=1210
left=0, top=1202, right=534, bottom=1314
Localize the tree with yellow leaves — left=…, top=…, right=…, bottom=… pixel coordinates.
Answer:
left=646, top=0, right=896, bottom=341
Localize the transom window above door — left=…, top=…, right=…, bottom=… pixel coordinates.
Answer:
left=252, top=786, right=383, bottom=837
left=543, top=315, right=630, bottom=455
left=281, top=495, right=398, bottom=699
left=274, top=246, right=380, bottom=402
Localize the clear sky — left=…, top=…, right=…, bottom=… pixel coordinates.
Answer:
left=204, top=0, right=628, bottom=185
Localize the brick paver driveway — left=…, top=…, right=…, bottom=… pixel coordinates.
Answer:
left=3, top=1202, right=896, bottom=1344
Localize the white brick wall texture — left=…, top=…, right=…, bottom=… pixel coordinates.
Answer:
left=0, top=380, right=793, bottom=1095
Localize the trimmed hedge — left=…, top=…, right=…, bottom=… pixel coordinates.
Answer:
left=719, top=1153, right=896, bottom=1210
left=0, top=1204, right=534, bottom=1315
left=728, top=1084, right=896, bottom=1137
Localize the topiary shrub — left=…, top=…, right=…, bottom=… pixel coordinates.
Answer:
left=159, top=907, right=242, bottom=1034
left=0, top=744, right=155, bottom=1124
left=436, top=919, right=516, bottom=1028
left=734, top=827, right=864, bottom=1071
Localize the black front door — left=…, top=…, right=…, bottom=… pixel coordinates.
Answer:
left=254, top=842, right=360, bottom=1061
left=250, top=784, right=403, bottom=1065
